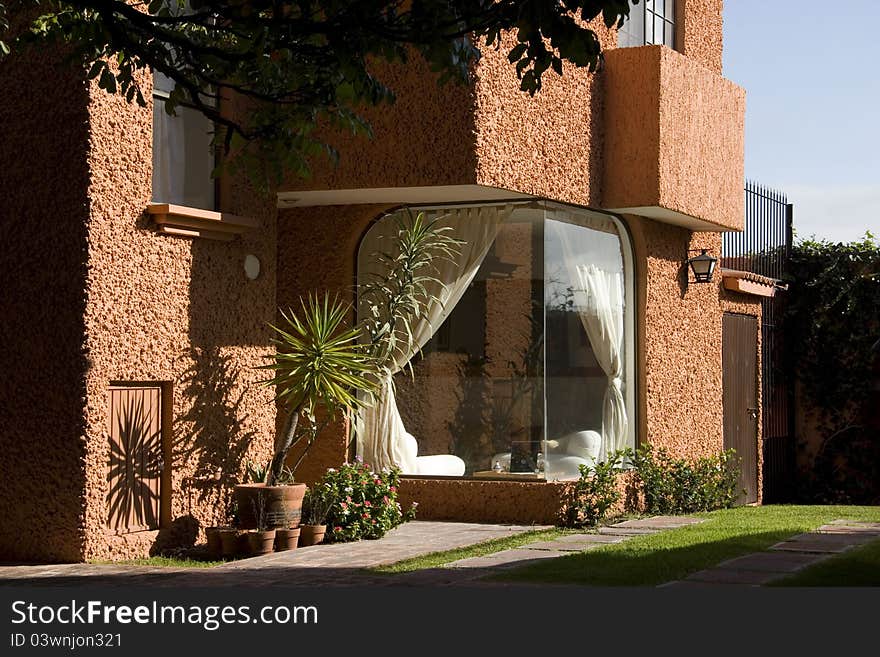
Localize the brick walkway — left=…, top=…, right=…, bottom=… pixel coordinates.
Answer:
left=0, top=522, right=548, bottom=588
left=5, top=517, right=871, bottom=588
left=663, top=520, right=880, bottom=588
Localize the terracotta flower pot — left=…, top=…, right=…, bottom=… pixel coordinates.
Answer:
left=274, top=527, right=301, bottom=551
left=298, top=524, right=326, bottom=547
left=246, top=529, right=277, bottom=556
left=218, top=528, right=243, bottom=558
left=205, top=526, right=223, bottom=557
left=234, top=483, right=307, bottom=529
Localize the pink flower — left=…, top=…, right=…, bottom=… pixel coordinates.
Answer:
left=389, top=486, right=396, bottom=492
left=362, top=513, right=369, bottom=519
left=334, top=526, right=342, bottom=532
left=364, top=500, right=371, bottom=507
left=340, top=502, right=348, bottom=509
left=382, top=496, right=389, bottom=504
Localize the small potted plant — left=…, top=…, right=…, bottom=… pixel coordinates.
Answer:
left=244, top=489, right=276, bottom=556
left=299, top=487, right=331, bottom=547
left=213, top=500, right=242, bottom=558
left=204, top=496, right=241, bottom=558
left=274, top=525, right=301, bottom=551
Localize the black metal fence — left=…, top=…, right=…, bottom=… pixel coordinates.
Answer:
left=722, top=181, right=795, bottom=503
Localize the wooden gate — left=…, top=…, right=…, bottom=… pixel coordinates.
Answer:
left=107, top=385, right=165, bottom=531
left=722, top=313, right=759, bottom=504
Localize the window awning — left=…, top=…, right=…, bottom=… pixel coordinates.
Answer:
left=721, top=268, right=788, bottom=298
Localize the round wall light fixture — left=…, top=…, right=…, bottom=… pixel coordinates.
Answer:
left=244, top=254, right=261, bottom=280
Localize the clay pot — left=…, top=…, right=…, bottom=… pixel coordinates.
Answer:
left=218, top=528, right=243, bottom=558
left=234, top=483, right=307, bottom=529
left=274, top=527, right=301, bottom=551
left=205, top=526, right=223, bottom=557
left=246, top=529, right=277, bottom=556
left=298, top=524, right=326, bottom=547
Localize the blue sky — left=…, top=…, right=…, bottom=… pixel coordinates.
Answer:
left=723, top=0, right=880, bottom=242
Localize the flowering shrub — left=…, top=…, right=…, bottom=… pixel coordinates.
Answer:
left=317, top=460, right=417, bottom=542
left=630, top=444, right=742, bottom=514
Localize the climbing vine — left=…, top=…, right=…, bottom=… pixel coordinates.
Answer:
left=783, top=231, right=880, bottom=503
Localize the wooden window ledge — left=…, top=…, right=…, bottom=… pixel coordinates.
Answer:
left=147, top=203, right=258, bottom=241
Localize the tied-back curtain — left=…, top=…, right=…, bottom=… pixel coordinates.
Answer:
left=576, top=264, right=627, bottom=459
left=358, top=205, right=512, bottom=472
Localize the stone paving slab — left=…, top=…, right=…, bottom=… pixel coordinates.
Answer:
left=612, top=516, right=703, bottom=530
left=522, top=541, right=601, bottom=553
left=215, top=521, right=550, bottom=571
left=447, top=548, right=563, bottom=569
left=684, top=567, right=780, bottom=586
left=524, top=535, right=625, bottom=552
left=715, top=552, right=826, bottom=573
left=818, top=524, right=880, bottom=535
left=597, top=527, right=659, bottom=536
left=827, top=520, right=880, bottom=528
left=662, top=519, right=880, bottom=589
left=770, top=538, right=858, bottom=554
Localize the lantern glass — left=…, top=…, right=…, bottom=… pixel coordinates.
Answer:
left=688, top=250, right=717, bottom=283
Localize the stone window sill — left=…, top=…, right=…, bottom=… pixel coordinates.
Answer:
left=147, top=203, right=258, bottom=241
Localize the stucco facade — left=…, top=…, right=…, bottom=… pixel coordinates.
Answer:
left=1, top=49, right=277, bottom=562
left=1, top=1, right=760, bottom=558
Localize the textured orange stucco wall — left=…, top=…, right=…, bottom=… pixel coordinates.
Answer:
left=680, top=0, right=724, bottom=74
left=281, top=57, right=479, bottom=192
left=471, top=23, right=617, bottom=207
left=603, top=45, right=745, bottom=230
left=81, top=77, right=278, bottom=561
left=1, top=43, right=278, bottom=560
left=629, top=218, right=725, bottom=457
left=0, top=42, right=92, bottom=563
left=399, top=478, right=568, bottom=525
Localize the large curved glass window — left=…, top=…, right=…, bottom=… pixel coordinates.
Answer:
left=356, top=202, right=635, bottom=481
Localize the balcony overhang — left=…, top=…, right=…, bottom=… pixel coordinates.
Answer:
left=605, top=205, right=734, bottom=232
left=601, top=45, right=746, bottom=232
left=277, top=185, right=535, bottom=208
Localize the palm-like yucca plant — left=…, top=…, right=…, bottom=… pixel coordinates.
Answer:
left=260, top=293, right=380, bottom=485
left=359, top=209, right=462, bottom=375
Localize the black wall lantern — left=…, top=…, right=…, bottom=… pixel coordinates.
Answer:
left=686, top=249, right=717, bottom=283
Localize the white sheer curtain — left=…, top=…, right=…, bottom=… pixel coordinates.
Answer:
left=357, top=205, right=512, bottom=473
left=151, top=97, right=186, bottom=205
left=575, top=265, right=627, bottom=459
left=547, top=217, right=628, bottom=460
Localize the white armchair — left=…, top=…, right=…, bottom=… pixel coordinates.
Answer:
left=400, top=432, right=466, bottom=476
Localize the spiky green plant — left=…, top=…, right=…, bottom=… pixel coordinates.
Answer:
left=259, top=293, right=380, bottom=485
left=358, top=209, right=462, bottom=375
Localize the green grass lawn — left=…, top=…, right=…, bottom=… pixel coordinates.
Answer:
left=92, top=556, right=225, bottom=568
left=770, top=537, right=880, bottom=587
left=488, top=505, right=880, bottom=586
